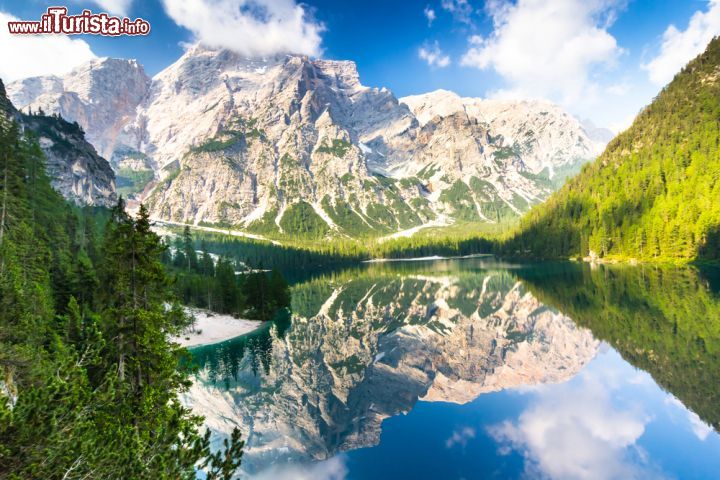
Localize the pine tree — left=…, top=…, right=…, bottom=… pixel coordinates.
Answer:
left=183, top=225, right=198, bottom=272
left=0, top=110, right=245, bottom=478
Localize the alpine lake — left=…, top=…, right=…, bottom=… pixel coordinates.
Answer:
left=186, top=257, right=720, bottom=479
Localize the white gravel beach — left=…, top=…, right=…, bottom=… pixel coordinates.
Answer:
left=173, top=308, right=263, bottom=348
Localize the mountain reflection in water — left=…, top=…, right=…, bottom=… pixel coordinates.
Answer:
left=185, top=259, right=720, bottom=479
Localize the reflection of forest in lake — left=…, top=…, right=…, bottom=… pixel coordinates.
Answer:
left=185, top=259, right=720, bottom=478
left=515, top=263, right=720, bottom=430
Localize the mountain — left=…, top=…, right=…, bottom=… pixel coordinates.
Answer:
left=0, top=78, right=116, bottom=207
left=186, top=270, right=598, bottom=475
left=7, top=58, right=149, bottom=200
left=400, top=89, right=608, bottom=176
left=9, top=46, right=607, bottom=239
left=7, top=58, right=151, bottom=162
left=504, top=37, right=720, bottom=262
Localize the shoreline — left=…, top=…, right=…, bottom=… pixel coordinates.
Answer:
left=173, top=308, right=263, bottom=348
left=150, top=218, right=283, bottom=246
left=364, top=253, right=493, bottom=264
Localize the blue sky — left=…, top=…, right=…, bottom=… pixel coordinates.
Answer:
left=1, top=0, right=719, bottom=130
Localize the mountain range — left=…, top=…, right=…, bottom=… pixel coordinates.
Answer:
left=7, top=45, right=611, bottom=239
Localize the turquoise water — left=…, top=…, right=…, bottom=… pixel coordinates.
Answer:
left=189, top=258, right=720, bottom=479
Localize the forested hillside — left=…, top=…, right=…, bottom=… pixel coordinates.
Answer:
left=0, top=100, right=240, bottom=477
left=503, top=37, right=720, bottom=263
left=164, top=227, right=291, bottom=320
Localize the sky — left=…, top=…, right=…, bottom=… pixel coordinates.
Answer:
left=1, top=0, right=719, bottom=132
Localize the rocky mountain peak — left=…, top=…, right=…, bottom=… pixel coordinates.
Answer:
left=400, top=89, right=468, bottom=125
left=8, top=58, right=151, bottom=163
left=401, top=90, right=608, bottom=175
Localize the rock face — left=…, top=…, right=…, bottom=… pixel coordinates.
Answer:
left=8, top=59, right=150, bottom=200
left=9, top=46, right=610, bottom=236
left=0, top=78, right=117, bottom=207
left=185, top=269, right=599, bottom=476
left=7, top=58, right=151, bottom=163
left=400, top=89, right=609, bottom=176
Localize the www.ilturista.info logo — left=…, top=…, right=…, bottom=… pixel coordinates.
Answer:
left=7, top=7, right=150, bottom=36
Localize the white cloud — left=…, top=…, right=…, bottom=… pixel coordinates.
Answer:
left=253, top=456, right=347, bottom=480
left=665, top=396, right=713, bottom=441
left=441, top=0, right=474, bottom=24
left=89, top=0, right=134, bottom=16
left=460, top=0, right=624, bottom=107
left=424, top=5, right=437, bottom=26
left=642, top=0, right=720, bottom=85
left=0, top=11, right=97, bottom=83
left=419, top=41, right=451, bottom=68
left=488, top=361, right=664, bottom=480
left=161, top=0, right=324, bottom=58
left=688, top=412, right=713, bottom=441
left=445, top=426, right=476, bottom=448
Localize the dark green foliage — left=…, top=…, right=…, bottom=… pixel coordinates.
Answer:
left=165, top=224, right=497, bottom=284
left=468, top=177, right=516, bottom=222
left=440, top=180, right=479, bottom=221
left=245, top=207, right=280, bottom=236
left=505, top=37, right=720, bottom=262
left=178, top=231, right=363, bottom=280
left=116, top=168, right=154, bottom=197
left=216, top=258, right=244, bottom=314
left=243, top=268, right=291, bottom=321
left=316, top=139, right=351, bottom=157
left=188, top=117, right=265, bottom=154
left=374, top=234, right=494, bottom=260
left=163, top=230, right=292, bottom=320
left=0, top=113, right=243, bottom=478
left=409, top=197, right=434, bottom=219
left=381, top=187, right=423, bottom=229
left=0, top=80, right=12, bottom=116
left=202, top=428, right=245, bottom=480
left=182, top=226, right=199, bottom=271
left=519, top=162, right=585, bottom=191
left=365, top=202, right=397, bottom=231
left=279, top=201, right=329, bottom=240
left=321, top=196, right=373, bottom=237
left=20, top=114, right=86, bottom=157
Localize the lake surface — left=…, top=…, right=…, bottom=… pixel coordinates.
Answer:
left=186, top=258, right=720, bottom=479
